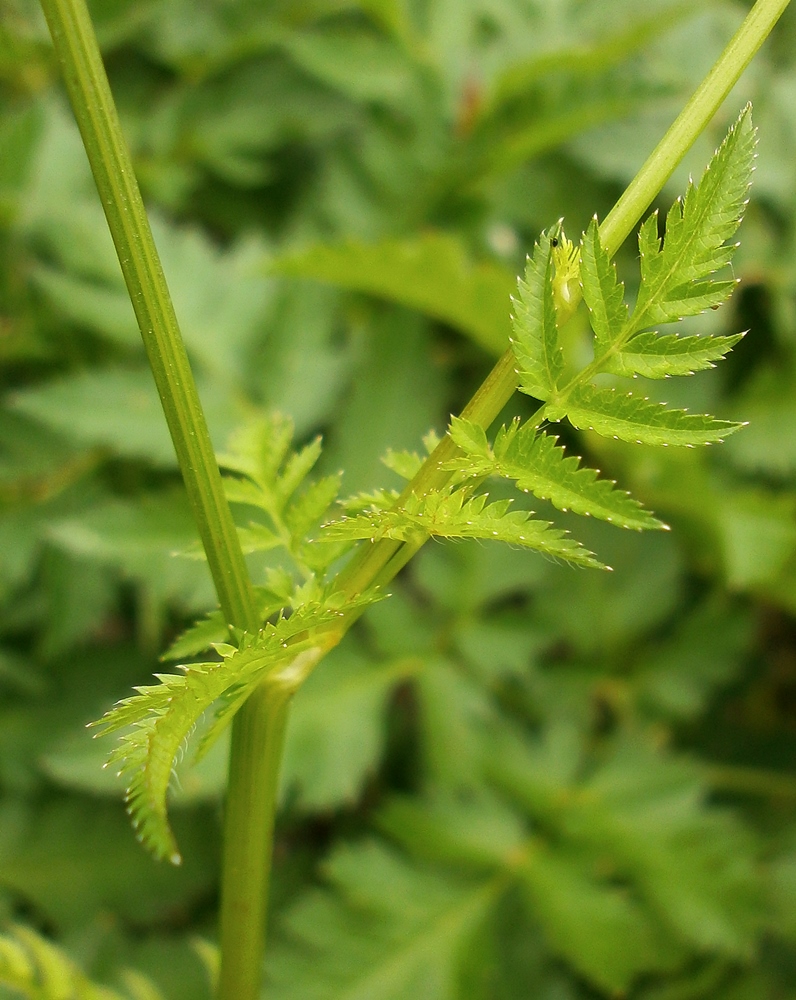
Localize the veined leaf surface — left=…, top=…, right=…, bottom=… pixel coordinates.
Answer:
left=448, top=416, right=664, bottom=531
left=547, top=384, right=743, bottom=447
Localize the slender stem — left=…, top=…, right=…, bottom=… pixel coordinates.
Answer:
left=601, top=0, right=792, bottom=257
left=39, top=0, right=258, bottom=632
left=218, top=685, right=291, bottom=1000
left=333, top=0, right=790, bottom=606
left=37, top=4, right=280, bottom=998
left=40, top=1, right=790, bottom=999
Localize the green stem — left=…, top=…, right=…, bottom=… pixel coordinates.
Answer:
left=37, top=3, right=280, bottom=998
left=218, top=685, right=291, bottom=1000
left=39, top=0, right=258, bottom=632
left=40, top=1, right=789, bottom=999
left=334, top=0, right=790, bottom=605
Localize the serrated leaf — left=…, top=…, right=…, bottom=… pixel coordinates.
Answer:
left=286, top=473, right=342, bottom=544
left=235, top=523, right=284, bottom=554
left=448, top=415, right=490, bottom=459
left=337, top=488, right=401, bottom=513
left=510, top=228, right=564, bottom=400
left=217, top=414, right=294, bottom=490
left=276, top=436, right=323, bottom=507
left=605, top=330, right=744, bottom=378
left=93, top=602, right=357, bottom=863
left=381, top=447, right=424, bottom=480
left=273, top=233, right=515, bottom=355
left=549, top=384, right=743, bottom=447
left=448, top=417, right=663, bottom=531
left=323, top=488, right=607, bottom=569
left=634, top=105, right=756, bottom=328
left=580, top=216, right=629, bottom=354
left=161, top=610, right=228, bottom=662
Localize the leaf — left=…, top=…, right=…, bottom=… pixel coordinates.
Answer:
left=448, top=416, right=664, bottom=531
left=0, top=925, right=124, bottom=1000
left=579, top=217, right=628, bottom=355
left=634, top=105, right=756, bottom=328
left=282, top=24, right=414, bottom=105
left=273, top=233, right=515, bottom=355
left=510, top=228, right=565, bottom=400
left=265, top=841, right=501, bottom=1000
left=323, top=487, right=607, bottom=569
left=492, top=733, right=762, bottom=959
left=93, top=601, right=359, bottom=863
left=548, top=383, right=743, bottom=446
left=8, top=368, right=245, bottom=467
left=0, top=797, right=218, bottom=930
left=519, top=841, right=681, bottom=993
left=47, top=490, right=216, bottom=610
left=381, top=448, right=424, bottom=480
left=605, top=329, right=744, bottom=378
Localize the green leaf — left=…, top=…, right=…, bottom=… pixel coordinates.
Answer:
left=0, top=925, right=124, bottom=1000
left=323, top=487, right=607, bottom=569
left=266, top=841, right=501, bottom=1000
left=492, top=734, right=762, bottom=959
left=520, top=842, right=681, bottom=993
left=634, top=105, right=756, bottom=328
left=605, top=329, right=744, bottom=378
left=548, top=384, right=743, bottom=446
left=47, top=490, right=215, bottom=610
left=579, top=216, right=628, bottom=355
left=510, top=228, right=564, bottom=400
left=8, top=368, right=245, bottom=468
left=282, top=25, right=414, bottom=105
left=273, top=233, right=515, bottom=355
left=93, top=601, right=361, bottom=863
left=448, top=416, right=664, bottom=531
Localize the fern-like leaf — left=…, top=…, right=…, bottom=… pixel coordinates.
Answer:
left=218, top=414, right=345, bottom=572
left=323, top=487, right=607, bottom=569
left=634, top=105, right=756, bottom=328
left=93, top=599, right=371, bottom=863
left=548, top=384, right=743, bottom=447
left=447, top=416, right=664, bottom=531
left=511, top=226, right=564, bottom=400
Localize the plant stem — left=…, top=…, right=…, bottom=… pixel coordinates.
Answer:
left=39, top=0, right=258, bottom=632
left=335, top=0, right=790, bottom=605
left=38, top=3, right=281, bottom=998
left=40, top=1, right=790, bottom=999
left=218, top=684, right=291, bottom=1000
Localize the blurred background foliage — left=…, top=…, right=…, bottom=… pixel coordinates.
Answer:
left=1, top=0, right=796, bottom=997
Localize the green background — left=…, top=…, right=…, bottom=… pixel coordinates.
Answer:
left=1, top=0, right=796, bottom=996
